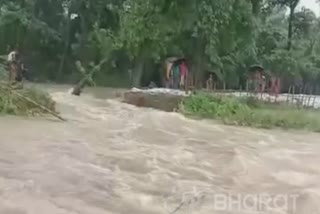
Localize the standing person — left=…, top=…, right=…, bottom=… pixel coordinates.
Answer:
left=165, top=61, right=173, bottom=88
left=172, top=62, right=180, bottom=89
left=128, top=69, right=133, bottom=88
left=7, top=48, right=18, bottom=84
left=206, top=74, right=213, bottom=90
left=270, top=76, right=281, bottom=98
left=261, top=74, right=266, bottom=93
left=15, top=52, right=24, bottom=83
left=254, top=70, right=262, bottom=93
left=179, top=61, right=188, bottom=89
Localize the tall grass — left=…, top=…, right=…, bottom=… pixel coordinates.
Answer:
left=180, top=93, right=320, bottom=131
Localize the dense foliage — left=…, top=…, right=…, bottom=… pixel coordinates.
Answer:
left=1, top=0, right=320, bottom=90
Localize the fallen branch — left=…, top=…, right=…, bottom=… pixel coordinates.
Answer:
left=72, top=58, right=109, bottom=96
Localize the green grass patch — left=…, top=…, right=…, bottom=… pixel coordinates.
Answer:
left=179, top=93, right=320, bottom=131
left=0, top=86, right=56, bottom=116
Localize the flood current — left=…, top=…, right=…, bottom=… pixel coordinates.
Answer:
left=0, top=85, right=319, bottom=214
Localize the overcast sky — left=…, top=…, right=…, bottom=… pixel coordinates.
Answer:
left=300, top=0, right=319, bottom=15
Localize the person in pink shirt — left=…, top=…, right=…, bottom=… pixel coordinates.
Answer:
left=179, top=61, right=188, bottom=88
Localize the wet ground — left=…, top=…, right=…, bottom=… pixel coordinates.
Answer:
left=0, top=86, right=319, bottom=214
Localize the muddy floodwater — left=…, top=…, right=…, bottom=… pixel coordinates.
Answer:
left=0, top=85, right=319, bottom=214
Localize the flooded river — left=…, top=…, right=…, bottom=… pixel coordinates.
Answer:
left=0, top=85, right=319, bottom=214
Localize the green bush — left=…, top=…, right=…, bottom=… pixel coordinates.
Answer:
left=181, top=93, right=251, bottom=118
left=180, top=93, right=320, bottom=131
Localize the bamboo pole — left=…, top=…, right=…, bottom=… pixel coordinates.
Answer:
left=287, top=86, right=291, bottom=103
left=299, top=86, right=303, bottom=105
left=307, top=87, right=313, bottom=108
left=13, top=90, right=66, bottom=121
left=312, top=95, right=317, bottom=108
left=292, top=86, right=295, bottom=104
left=246, top=80, right=249, bottom=97
left=302, top=86, right=308, bottom=107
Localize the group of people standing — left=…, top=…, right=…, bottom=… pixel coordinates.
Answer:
left=249, top=66, right=281, bottom=96
left=165, top=58, right=188, bottom=89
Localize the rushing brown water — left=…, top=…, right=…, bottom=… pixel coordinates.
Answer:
left=0, top=85, right=319, bottom=214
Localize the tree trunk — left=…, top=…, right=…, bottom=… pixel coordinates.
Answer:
left=287, top=2, right=298, bottom=50
left=58, top=14, right=71, bottom=79
left=132, top=58, right=144, bottom=87
left=78, top=12, right=89, bottom=64
left=72, top=59, right=108, bottom=96
left=251, top=0, right=262, bottom=16
left=287, top=8, right=294, bottom=50
left=192, top=41, right=205, bottom=89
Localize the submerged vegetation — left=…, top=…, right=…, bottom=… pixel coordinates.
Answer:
left=180, top=93, right=320, bottom=131
left=0, top=86, right=56, bottom=116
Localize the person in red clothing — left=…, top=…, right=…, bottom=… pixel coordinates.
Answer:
left=179, top=61, right=188, bottom=88
left=270, top=76, right=281, bottom=98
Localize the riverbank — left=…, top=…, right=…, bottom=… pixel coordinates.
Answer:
left=123, top=88, right=320, bottom=131
left=180, top=93, right=320, bottom=132
left=0, top=86, right=56, bottom=116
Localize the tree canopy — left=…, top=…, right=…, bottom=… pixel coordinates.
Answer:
left=1, top=0, right=320, bottom=90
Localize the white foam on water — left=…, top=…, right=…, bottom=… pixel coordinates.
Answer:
left=131, top=87, right=191, bottom=96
